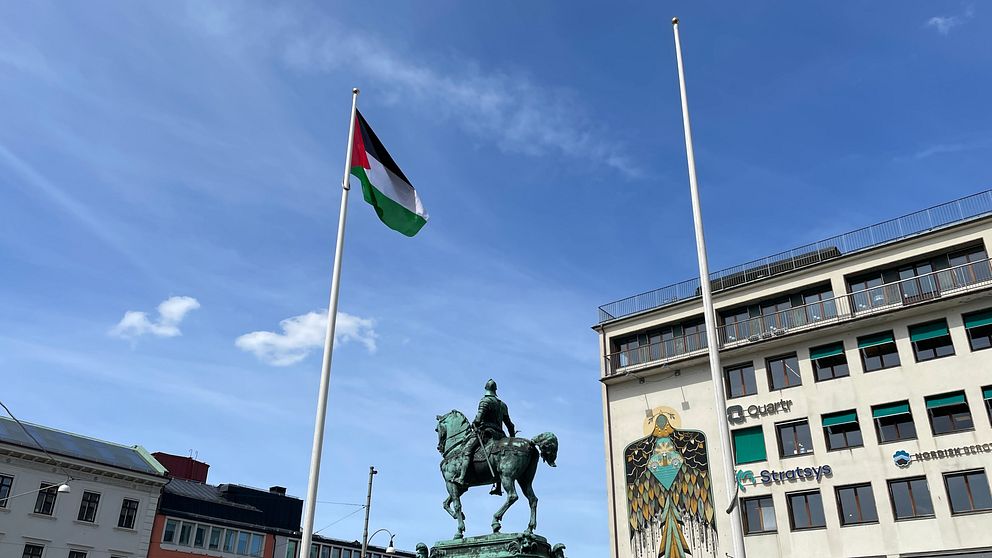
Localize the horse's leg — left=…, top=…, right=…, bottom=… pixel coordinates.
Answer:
left=451, top=482, right=466, bottom=539
left=491, top=471, right=518, bottom=533
left=520, top=454, right=540, bottom=534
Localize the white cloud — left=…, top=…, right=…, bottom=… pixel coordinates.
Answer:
left=235, top=310, right=377, bottom=366
left=282, top=30, right=640, bottom=178
left=110, top=296, right=200, bottom=339
left=926, top=7, right=974, bottom=34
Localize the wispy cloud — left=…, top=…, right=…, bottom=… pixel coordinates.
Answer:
left=281, top=28, right=639, bottom=178
left=235, top=310, right=377, bottom=366
left=926, top=6, right=974, bottom=34
left=110, top=296, right=201, bottom=339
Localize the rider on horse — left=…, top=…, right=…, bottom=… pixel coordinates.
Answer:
left=457, top=379, right=516, bottom=495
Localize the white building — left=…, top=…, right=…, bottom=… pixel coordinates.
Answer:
left=595, top=190, right=992, bottom=558
left=0, top=417, right=168, bottom=558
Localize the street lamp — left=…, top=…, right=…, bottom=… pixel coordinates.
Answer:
left=364, top=528, right=396, bottom=556
left=5, top=476, right=72, bottom=499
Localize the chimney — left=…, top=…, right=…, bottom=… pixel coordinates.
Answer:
left=269, top=486, right=287, bottom=496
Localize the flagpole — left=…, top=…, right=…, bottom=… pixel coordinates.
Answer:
left=300, top=87, right=360, bottom=558
left=671, top=18, right=746, bottom=558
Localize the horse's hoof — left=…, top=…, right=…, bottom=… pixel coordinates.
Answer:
left=454, top=532, right=463, bottom=540
left=491, top=524, right=501, bottom=533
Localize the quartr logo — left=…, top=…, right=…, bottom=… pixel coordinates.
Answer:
left=893, top=450, right=912, bottom=468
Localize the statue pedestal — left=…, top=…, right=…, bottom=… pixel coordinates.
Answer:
left=428, top=533, right=565, bottom=558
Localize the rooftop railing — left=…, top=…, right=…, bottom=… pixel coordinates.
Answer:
left=603, top=258, right=992, bottom=377
left=598, top=189, right=992, bottom=323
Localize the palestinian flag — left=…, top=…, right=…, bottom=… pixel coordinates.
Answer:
left=350, top=110, right=428, bottom=236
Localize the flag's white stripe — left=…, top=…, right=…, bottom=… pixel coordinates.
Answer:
left=367, top=156, right=427, bottom=218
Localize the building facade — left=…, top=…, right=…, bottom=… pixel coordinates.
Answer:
left=147, top=453, right=302, bottom=558
left=596, top=191, right=992, bottom=558
left=0, top=417, right=169, bottom=558
left=272, top=534, right=415, bottom=558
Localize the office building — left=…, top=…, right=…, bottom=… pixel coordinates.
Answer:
left=595, top=190, right=992, bottom=557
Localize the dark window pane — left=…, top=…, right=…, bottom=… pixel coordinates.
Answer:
left=968, top=323, right=992, bottom=350
left=0, top=475, right=13, bottom=508
left=788, top=491, right=825, bottom=530
left=826, top=422, right=863, bottom=450
left=725, top=364, right=756, bottom=398
left=876, top=413, right=916, bottom=443
left=778, top=421, right=814, bottom=457
left=946, top=471, right=992, bottom=513
left=768, top=354, right=801, bottom=390
left=910, top=478, right=933, bottom=516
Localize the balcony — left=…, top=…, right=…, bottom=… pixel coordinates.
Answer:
left=598, top=189, right=992, bottom=323
left=603, top=258, right=992, bottom=377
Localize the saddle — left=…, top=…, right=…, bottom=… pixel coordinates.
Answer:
left=469, top=437, right=531, bottom=464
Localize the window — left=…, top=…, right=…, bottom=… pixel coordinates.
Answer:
left=732, top=426, right=766, bottom=464
left=909, top=319, right=954, bottom=361
left=888, top=476, right=934, bottom=520
left=250, top=534, right=264, bottom=557
left=761, top=299, right=793, bottom=332
left=787, top=490, right=825, bottom=530
left=949, top=247, right=992, bottom=285
left=872, top=401, right=917, bottom=443
left=722, top=309, right=752, bottom=342
left=822, top=410, right=863, bottom=450
left=849, top=274, right=886, bottom=311
left=238, top=532, right=250, bottom=555
left=194, top=524, right=207, bottom=548
left=742, top=496, right=776, bottom=534
left=0, top=474, right=12, bottom=508
left=163, top=519, right=179, bottom=543
left=984, top=386, right=992, bottom=424
left=777, top=419, right=814, bottom=457
left=804, top=288, right=837, bottom=322
left=925, top=391, right=974, bottom=435
left=209, top=527, right=223, bottom=550
left=118, top=498, right=139, bottom=529
left=331, top=549, right=342, bottom=558
left=224, top=530, right=237, bottom=553
left=22, top=545, right=44, bottom=558
left=767, top=354, right=802, bottom=390
left=944, top=470, right=992, bottom=514
left=286, top=541, right=299, bottom=558
left=724, top=363, right=757, bottom=398
left=836, top=483, right=878, bottom=525
left=69, top=552, right=87, bottom=558
left=810, top=342, right=849, bottom=381
left=34, top=482, right=58, bottom=515
left=858, top=331, right=900, bottom=372
left=898, top=262, right=938, bottom=303
left=964, top=309, right=992, bottom=351
left=179, top=522, right=193, bottom=545
left=77, top=491, right=100, bottom=522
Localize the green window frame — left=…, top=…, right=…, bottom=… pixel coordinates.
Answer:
left=810, top=342, right=844, bottom=360
left=732, top=426, right=766, bottom=464
left=822, top=411, right=857, bottom=427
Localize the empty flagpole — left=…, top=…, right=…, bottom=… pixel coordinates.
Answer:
left=300, top=87, right=360, bottom=558
left=671, top=18, right=747, bottom=557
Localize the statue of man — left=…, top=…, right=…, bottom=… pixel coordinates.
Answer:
left=456, top=379, right=516, bottom=494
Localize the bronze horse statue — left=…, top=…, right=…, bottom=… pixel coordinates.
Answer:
left=435, top=410, right=558, bottom=539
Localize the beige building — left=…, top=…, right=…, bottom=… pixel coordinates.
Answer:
left=595, top=190, right=992, bottom=558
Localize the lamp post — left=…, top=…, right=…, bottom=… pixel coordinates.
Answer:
left=360, top=466, right=377, bottom=558
left=363, top=528, right=396, bottom=557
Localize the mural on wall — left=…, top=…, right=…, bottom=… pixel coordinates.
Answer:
left=624, top=406, right=717, bottom=558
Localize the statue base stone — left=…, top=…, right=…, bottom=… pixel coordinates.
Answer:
left=428, top=533, right=565, bottom=558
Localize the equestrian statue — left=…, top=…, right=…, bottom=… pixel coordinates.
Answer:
left=435, top=379, right=559, bottom=540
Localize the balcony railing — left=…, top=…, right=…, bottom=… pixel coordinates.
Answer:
left=603, top=258, right=992, bottom=376
left=598, top=189, right=992, bottom=323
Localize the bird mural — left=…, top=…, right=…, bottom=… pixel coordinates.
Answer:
left=624, top=407, right=718, bottom=558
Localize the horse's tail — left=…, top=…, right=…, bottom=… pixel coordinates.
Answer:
left=531, top=432, right=558, bottom=467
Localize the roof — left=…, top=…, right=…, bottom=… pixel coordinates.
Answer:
left=161, top=478, right=302, bottom=534
left=597, top=188, right=992, bottom=324
left=0, top=416, right=165, bottom=477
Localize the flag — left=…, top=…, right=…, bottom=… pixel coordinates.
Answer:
left=350, top=110, right=428, bottom=236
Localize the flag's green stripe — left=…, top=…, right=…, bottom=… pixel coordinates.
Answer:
left=351, top=166, right=426, bottom=237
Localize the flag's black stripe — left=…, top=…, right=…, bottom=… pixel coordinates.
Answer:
left=356, top=109, right=412, bottom=186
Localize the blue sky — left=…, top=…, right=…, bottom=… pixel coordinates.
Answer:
left=1, top=2, right=990, bottom=555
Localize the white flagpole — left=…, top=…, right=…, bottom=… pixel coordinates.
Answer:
left=671, top=18, right=747, bottom=558
left=300, top=87, right=360, bottom=558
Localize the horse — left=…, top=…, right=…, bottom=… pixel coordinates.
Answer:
left=435, top=410, right=558, bottom=539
